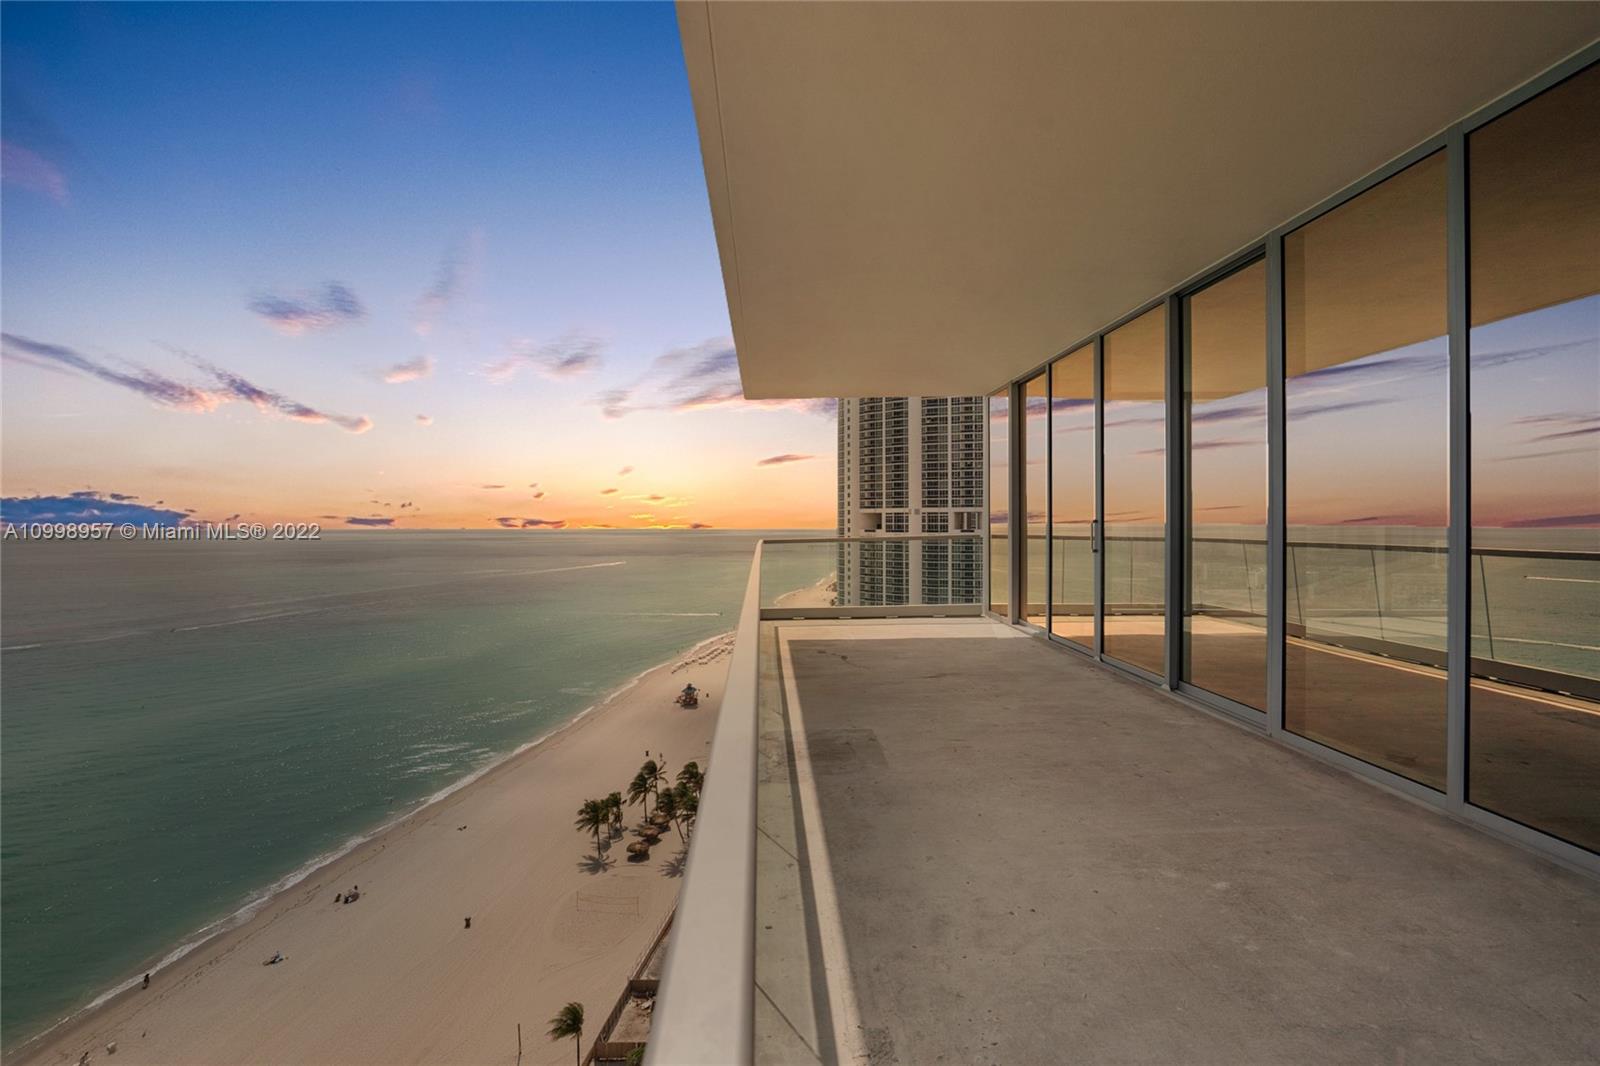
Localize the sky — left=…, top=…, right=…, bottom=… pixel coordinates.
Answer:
left=0, top=2, right=836, bottom=531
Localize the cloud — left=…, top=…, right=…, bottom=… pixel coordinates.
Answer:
left=383, top=355, right=434, bottom=383
left=196, top=359, right=373, bottom=432
left=689, top=522, right=713, bottom=529
left=4, top=333, right=222, bottom=411
left=600, top=488, right=618, bottom=495
left=412, top=233, right=481, bottom=336
left=415, top=414, right=434, bottom=426
left=1, top=493, right=185, bottom=527
left=532, top=490, right=546, bottom=499
left=1192, top=401, right=1265, bottom=426
left=2, top=333, right=372, bottom=432
left=248, top=282, right=365, bottom=334
left=485, top=332, right=604, bottom=382
left=618, top=466, right=634, bottom=476
left=1338, top=514, right=1412, bottom=525
left=598, top=337, right=836, bottom=419
left=757, top=453, right=814, bottom=466
left=1490, top=446, right=1591, bottom=462
left=493, top=516, right=567, bottom=529
left=630, top=513, right=656, bottom=521
left=481, top=484, right=506, bottom=490
left=1512, top=412, right=1600, bottom=444
left=1, top=140, right=68, bottom=204
left=1504, top=512, right=1600, bottom=528
left=1287, top=398, right=1396, bottom=422
left=345, top=516, right=396, bottom=527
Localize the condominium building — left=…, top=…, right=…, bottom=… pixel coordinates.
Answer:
left=834, top=396, right=984, bottom=606
left=654, top=8, right=1600, bottom=1066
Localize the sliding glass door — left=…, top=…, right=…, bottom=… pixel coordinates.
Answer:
left=1022, top=373, right=1049, bottom=627
left=1048, top=346, right=1095, bottom=649
left=1102, top=306, right=1168, bottom=675
left=1183, top=260, right=1268, bottom=712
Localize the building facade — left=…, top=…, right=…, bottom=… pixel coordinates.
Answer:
left=835, top=396, right=984, bottom=605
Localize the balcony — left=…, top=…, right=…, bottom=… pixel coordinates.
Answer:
left=646, top=537, right=1600, bottom=1065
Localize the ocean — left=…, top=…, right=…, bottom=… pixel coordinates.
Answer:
left=0, top=530, right=817, bottom=1048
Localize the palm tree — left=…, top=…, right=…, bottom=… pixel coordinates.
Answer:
left=574, top=799, right=607, bottom=854
left=625, top=769, right=651, bottom=813
left=547, top=1001, right=584, bottom=1066
left=675, top=782, right=699, bottom=837
left=630, top=759, right=668, bottom=813
left=676, top=761, right=703, bottom=797
left=643, top=758, right=668, bottom=809
left=604, top=791, right=624, bottom=837
left=655, top=786, right=682, bottom=840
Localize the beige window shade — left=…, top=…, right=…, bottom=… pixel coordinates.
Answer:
left=1050, top=342, right=1094, bottom=402
left=1471, top=63, right=1600, bottom=328
left=1104, top=303, right=1167, bottom=402
left=1286, top=151, right=1447, bottom=379
left=1188, top=259, right=1267, bottom=402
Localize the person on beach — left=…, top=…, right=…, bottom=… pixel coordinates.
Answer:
left=142, top=973, right=150, bottom=989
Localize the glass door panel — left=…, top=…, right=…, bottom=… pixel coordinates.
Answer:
left=1049, top=346, right=1095, bottom=649
left=1102, top=305, right=1168, bottom=674
left=1183, top=260, right=1268, bottom=711
left=1021, top=373, right=1049, bottom=626
left=988, top=389, right=1010, bottom=616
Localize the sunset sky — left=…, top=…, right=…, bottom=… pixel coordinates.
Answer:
left=1, top=3, right=835, bottom=531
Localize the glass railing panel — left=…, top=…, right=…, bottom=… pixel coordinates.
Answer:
left=760, top=536, right=985, bottom=610
left=1474, top=549, right=1600, bottom=685
left=1050, top=531, right=1094, bottom=648
left=758, top=540, right=838, bottom=608
left=1186, top=535, right=1269, bottom=711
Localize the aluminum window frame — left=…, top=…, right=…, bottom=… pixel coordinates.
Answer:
left=982, top=41, right=1600, bottom=876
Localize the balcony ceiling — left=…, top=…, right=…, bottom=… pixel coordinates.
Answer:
left=676, top=2, right=1600, bottom=398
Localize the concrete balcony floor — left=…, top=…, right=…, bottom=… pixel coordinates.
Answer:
left=754, top=618, right=1599, bottom=1065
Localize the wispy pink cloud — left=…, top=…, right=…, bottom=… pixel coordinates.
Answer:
left=383, top=354, right=434, bottom=383
left=412, top=232, right=482, bottom=336
left=485, top=332, right=604, bottom=382
left=1, top=333, right=371, bottom=432
left=1, top=141, right=68, bottom=204
left=758, top=453, right=814, bottom=466
left=598, top=338, right=835, bottom=420
left=248, top=282, right=364, bottom=335
left=495, top=516, right=567, bottom=529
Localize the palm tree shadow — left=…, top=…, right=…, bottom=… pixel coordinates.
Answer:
left=661, top=846, right=688, bottom=878
left=577, top=850, right=614, bottom=875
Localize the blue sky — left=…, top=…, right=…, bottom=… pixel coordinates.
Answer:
left=1, top=2, right=836, bottom=529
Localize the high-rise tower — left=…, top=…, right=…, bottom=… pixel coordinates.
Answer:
left=835, top=396, right=984, bottom=605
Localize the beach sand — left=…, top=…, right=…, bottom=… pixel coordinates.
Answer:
left=773, top=574, right=835, bottom=609
left=16, top=636, right=733, bottom=1066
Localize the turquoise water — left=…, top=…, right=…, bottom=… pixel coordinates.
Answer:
left=0, top=531, right=814, bottom=1047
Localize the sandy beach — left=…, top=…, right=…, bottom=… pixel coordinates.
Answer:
left=15, top=635, right=733, bottom=1066
left=773, top=575, right=835, bottom=609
